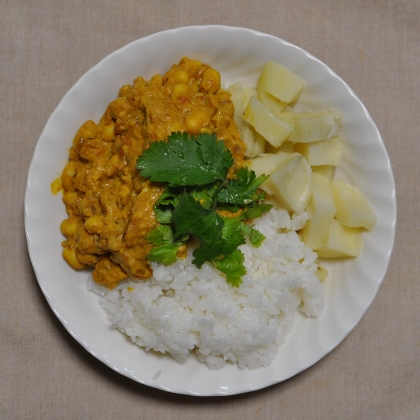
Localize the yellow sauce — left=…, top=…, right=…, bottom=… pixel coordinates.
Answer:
left=59, top=57, right=244, bottom=288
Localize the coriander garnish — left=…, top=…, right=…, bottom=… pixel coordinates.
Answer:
left=136, top=132, right=272, bottom=286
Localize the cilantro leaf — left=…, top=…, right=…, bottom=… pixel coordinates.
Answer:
left=146, top=224, right=175, bottom=246
left=242, top=203, right=273, bottom=220
left=192, top=242, right=223, bottom=268
left=140, top=132, right=272, bottom=286
left=192, top=217, right=247, bottom=268
left=220, top=217, right=246, bottom=254
left=153, top=189, right=182, bottom=223
left=216, top=250, right=246, bottom=287
left=136, top=132, right=233, bottom=187
left=147, top=244, right=180, bottom=265
left=172, top=190, right=223, bottom=244
left=190, top=183, right=219, bottom=210
left=238, top=222, right=266, bottom=247
left=216, top=167, right=270, bottom=206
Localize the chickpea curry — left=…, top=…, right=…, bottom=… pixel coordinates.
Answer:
left=60, top=57, right=245, bottom=289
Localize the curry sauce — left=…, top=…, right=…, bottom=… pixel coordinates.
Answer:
left=60, top=57, right=245, bottom=288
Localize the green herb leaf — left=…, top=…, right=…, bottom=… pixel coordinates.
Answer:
left=190, top=183, right=219, bottom=210
left=172, top=190, right=223, bottom=244
left=136, top=132, right=233, bottom=187
left=242, top=203, right=273, bottom=220
left=216, top=167, right=270, bottom=206
left=146, top=224, right=175, bottom=246
left=139, top=132, right=272, bottom=286
left=216, top=250, right=246, bottom=287
left=153, top=189, right=182, bottom=223
left=147, top=244, right=180, bottom=265
left=238, top=222, right=266, bottom=247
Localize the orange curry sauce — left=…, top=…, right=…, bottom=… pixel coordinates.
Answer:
left=59, top=58, right=245, bottom=288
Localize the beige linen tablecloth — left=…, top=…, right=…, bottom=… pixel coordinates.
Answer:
left=1, top=1, right=418, bottom=418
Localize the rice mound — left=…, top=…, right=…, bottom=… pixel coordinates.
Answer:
left=87, top=208, right=325, bottom=370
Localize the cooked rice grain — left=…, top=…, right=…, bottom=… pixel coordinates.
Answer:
left=87, top=208, right=324, bottom=370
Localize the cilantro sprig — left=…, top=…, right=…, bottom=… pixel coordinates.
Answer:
left=137, top=132, right=272, bottom=286
left=136, top=132, right=234, bottom=187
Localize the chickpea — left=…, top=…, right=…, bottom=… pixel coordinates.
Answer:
left=102, top=123, right=115, bottom=141
left=150, top=74, right=163, bottom=86
left=78, top=120, right=98, bottom=140
left=201, top=68, right=221, bottom=94
left=62, top=247, right=85, bottom=270
left=60, top=217, right=79, bottom=237
left=62, top=161, right=78, bottom=192
left=76, top=252, right=99, bottom=266
left=185, top=109, right=210, bottom=134
left=84, top=215, right=103, bottom=234
left=118, top=84, right=131, bottom=97
left=170, top=83, right=191, bottom=105
left=170, top=69, right=189, bottom=85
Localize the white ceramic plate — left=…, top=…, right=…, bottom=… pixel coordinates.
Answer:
left=25, top=26, right=396, bottom=396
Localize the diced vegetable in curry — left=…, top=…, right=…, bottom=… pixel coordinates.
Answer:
left=60, top=58, right=245, bottom=289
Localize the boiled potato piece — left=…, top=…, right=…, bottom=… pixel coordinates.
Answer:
left=248, top=152, right=292, bottom=177
left=317, top=219, right=363, bottom=258
left=265, top=140, right=295, bottom=154
left=294, top=137, right=343, bottom=166
left=226, top=82, right=244, bottom=119
left=257, top=89, right=287, bottom=117
left=243, top=87, right=257, bottom=108
left=312, top=165, right=334, bottom=181
left=227, top=84, right=264, bottom=157
left=301, top=173, right=336, bottom=250
left=258, top=61, right=305, bottom=103
left=331, top=178, right=377, bottom=230
left=236, top=119, right=255, bottom=157
left=262, top=153, right=312, bottom=213
left=281, top=110, right=343, bottom=143
left=239, top=121, right=267, bottom=158
left=252, top=130, right=267, bottom=156
left=244, top=97, right=294, bottom=148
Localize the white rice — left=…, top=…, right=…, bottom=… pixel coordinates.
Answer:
left=87, top=208, right=324, bottom=370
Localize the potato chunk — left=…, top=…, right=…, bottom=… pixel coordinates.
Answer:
left=258, top=61, right=305, bottom=103
left=331, top=178, right=377, bottom=230
left=317, top=219, right=363, bottom=258
left=248, top=152, right=292, bottom=176
left=244, top=96, right=294, bottom=148
left=262, top=153, right=312, bottom=213
left=281, top=110, right=343, bottom=143
left=257, top=89, right=287, bottom=117
left=301, top=173, right=336, bottom=250
left=312, top=165, right=334, bottom=180
left=294, top=137, right=343, bottom=166
left=226, top=82, right=244, bottom=119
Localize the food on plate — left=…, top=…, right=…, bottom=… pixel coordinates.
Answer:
left=59, top=57, right=245, bottom=289
left=280, top=110, right=342, bottom=143
left=257, top=60, right=305, bottom=103
left=331, top=178, right=378, bottom=230
left=56, top=56, right=377, bottom=370
left=243, top=96, right=294, bottom=147
left=250, top=152, right=312, bottom=214
left=316, top=219, right=363, bottom=258
left=230, top=60, right=377, bottom=260
left=135, top=131, right=272, bottom=286
left=294, top=137, right=343, bottom=166
left=301, top=173, right=336, bottom=250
